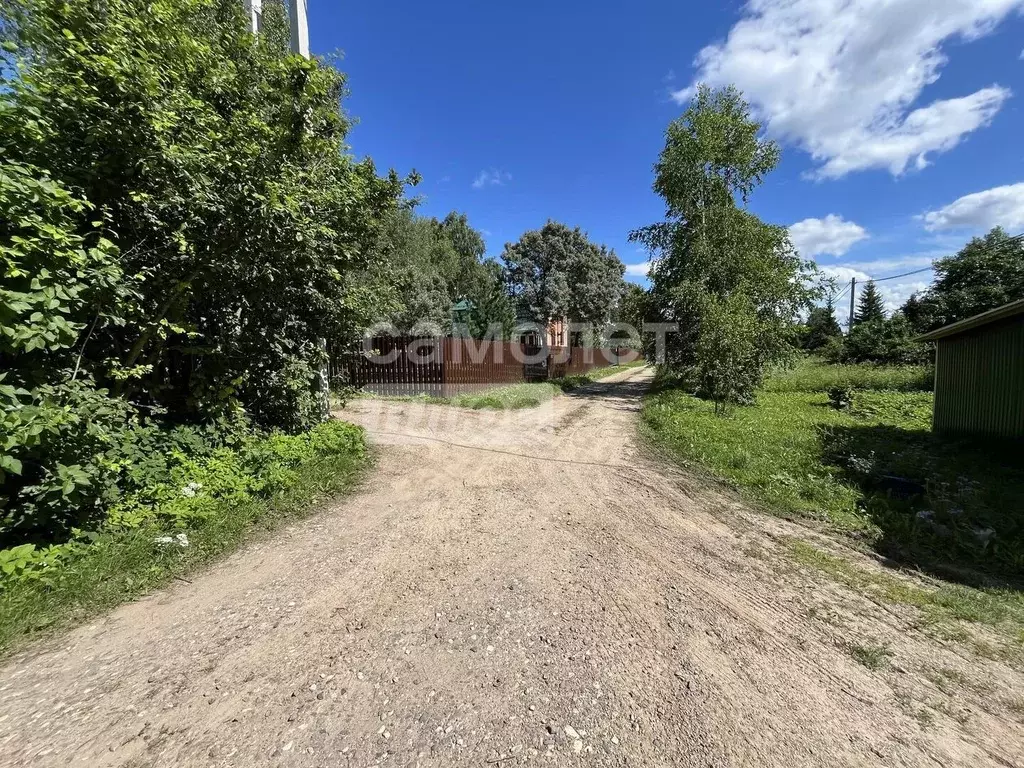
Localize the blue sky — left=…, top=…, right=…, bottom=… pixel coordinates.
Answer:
left=311, top=0, right=1024, bottom=322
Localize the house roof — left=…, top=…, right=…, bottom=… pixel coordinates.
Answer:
left=917, top=297, right=1024, bottom=342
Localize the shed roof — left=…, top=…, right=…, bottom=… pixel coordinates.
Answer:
left=917, top=297, right=1024, bottom=341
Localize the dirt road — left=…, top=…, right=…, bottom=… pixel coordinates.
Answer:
left=1, top=366, right=1021, bottom=766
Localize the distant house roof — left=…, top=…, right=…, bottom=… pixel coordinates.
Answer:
left=451, top=299, right=475, bottom=312
left=917, top=298, right=1024, bottom=342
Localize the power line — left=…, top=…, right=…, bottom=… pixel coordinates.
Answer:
left=824, top=231, right=1024, bottom=322
left=872, top=265, right=934, bottom=282
left=858, top=232, right=1024, bottom=284
left=829, top=281, right=851, bottom=302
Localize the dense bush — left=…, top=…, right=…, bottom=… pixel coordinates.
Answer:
left=0, top=420, right=365, bottom=587
left=1, top=0, right=401, bottom=543
left=2, top=0, right=404, bottom=428
left=825, top=315, right=929, bottom=366
left=1, top=160, right=137, bottom=541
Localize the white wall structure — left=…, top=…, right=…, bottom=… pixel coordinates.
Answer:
left=287, top=0, right=309, bottom=58
left=243, top=0, right=308, bottom=57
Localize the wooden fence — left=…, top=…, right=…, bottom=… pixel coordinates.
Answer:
left=333, top=337, right=637, bottom=398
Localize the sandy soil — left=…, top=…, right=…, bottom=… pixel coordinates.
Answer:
left=1, top=366, right=1022, bottom=767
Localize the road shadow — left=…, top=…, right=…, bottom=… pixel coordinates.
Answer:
left=819, top=422, right=1024, bottom=590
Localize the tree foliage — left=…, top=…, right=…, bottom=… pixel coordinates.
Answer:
left=1, top=0, right=404, bottom=540
left=802, top=298, right=843, bottom=351
left=826, top=315, right=928, bottom=366
left=630, top=85, right=813, bottom=406
left=2, top=0, right=404, bottom=432
left=502, top=220, right=625, bottom=331
left=902, top=227, right=1024, bottom=333
left=358, top=208, right=513, bottom=338
left=854, top=281, right=886, bottom=325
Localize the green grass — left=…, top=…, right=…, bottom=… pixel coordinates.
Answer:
left=846, top=641, right=892, bottom=670
left=355, top=382, right=560, bottom=410
left=789, top=541, right=1024, bottom=634
left=764, top=356, right=933, bottom=393
left=0, top=433, right=368, bottom=658
left=553, top=359, right=648, bottom=391
left=642, top=357, right=1024, bottom=641
left=641, top=386, right=930, bottom=531
left=449, top=382, right=560, bottom=409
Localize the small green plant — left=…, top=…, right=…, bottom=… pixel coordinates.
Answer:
left=846, top=641, right=892, bottom=670
left=827, top=385, right=854, bottom=410
left=0, top=419, right=367, bottom=654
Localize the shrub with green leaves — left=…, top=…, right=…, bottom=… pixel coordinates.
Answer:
left=1, top=159, right=137, bottom=540
left=1, top=0, right=403, bottom=544
left=1, top=0, right=405, bottom=433
left=1, top=419, right=366, bottom=588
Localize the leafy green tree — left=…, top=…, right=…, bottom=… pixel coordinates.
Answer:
left=612, top=282, right=649, bottom=349
left=695, top=292, right=758, bottom=412
left=900, top=292, right=944, bottom=335
left=630, top=85, right=813, bottom=403
left=464, top=259, right=515, bottom=339
left=854, top=281, right=886, bottom=325
left=902, top=227, right=1024, bottom=332
left=803, top=298, right=843, bottom=351
left=1, top=0, right=405, bottom=432
left=829, top=314, right=927, bottom=366
left=358, top=207, right=511, bottom=338
left=502, top=220, right=625, bottom=332
left=364, top=208, right=453, bottom=333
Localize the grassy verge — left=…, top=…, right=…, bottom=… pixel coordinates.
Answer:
left=448, top=382, right=560, bottom=409
left=553, top=359, right=648, bottom=391
left=763, top=357, right=933, bottom=393
left=642, top=386, right=927, bottom=531
left=642, top=358, right=1024, bottom=609
left=0, top=420, right=368, bottom=657
left=790, top=541, right=1024, bottom=657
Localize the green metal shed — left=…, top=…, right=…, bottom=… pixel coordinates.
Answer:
left=918, top=298, right=1024, bottom=439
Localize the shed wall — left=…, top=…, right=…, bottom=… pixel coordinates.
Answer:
left=933, top=315, right=1024, bottom=438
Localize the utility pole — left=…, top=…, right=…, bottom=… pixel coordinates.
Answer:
left=848, top=277, right=856, bottom=333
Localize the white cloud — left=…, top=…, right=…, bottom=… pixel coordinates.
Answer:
left=624, top=261, right=652, bottom=277
left=789, top=215, right=868, bottom=257
left=674, top=0, right=1022, bottom=178
left=840, top=253, right=940, bottom=274
left=472, top=169, right=511, bottom=189
left=920, top=182, right=1024, bottom=231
